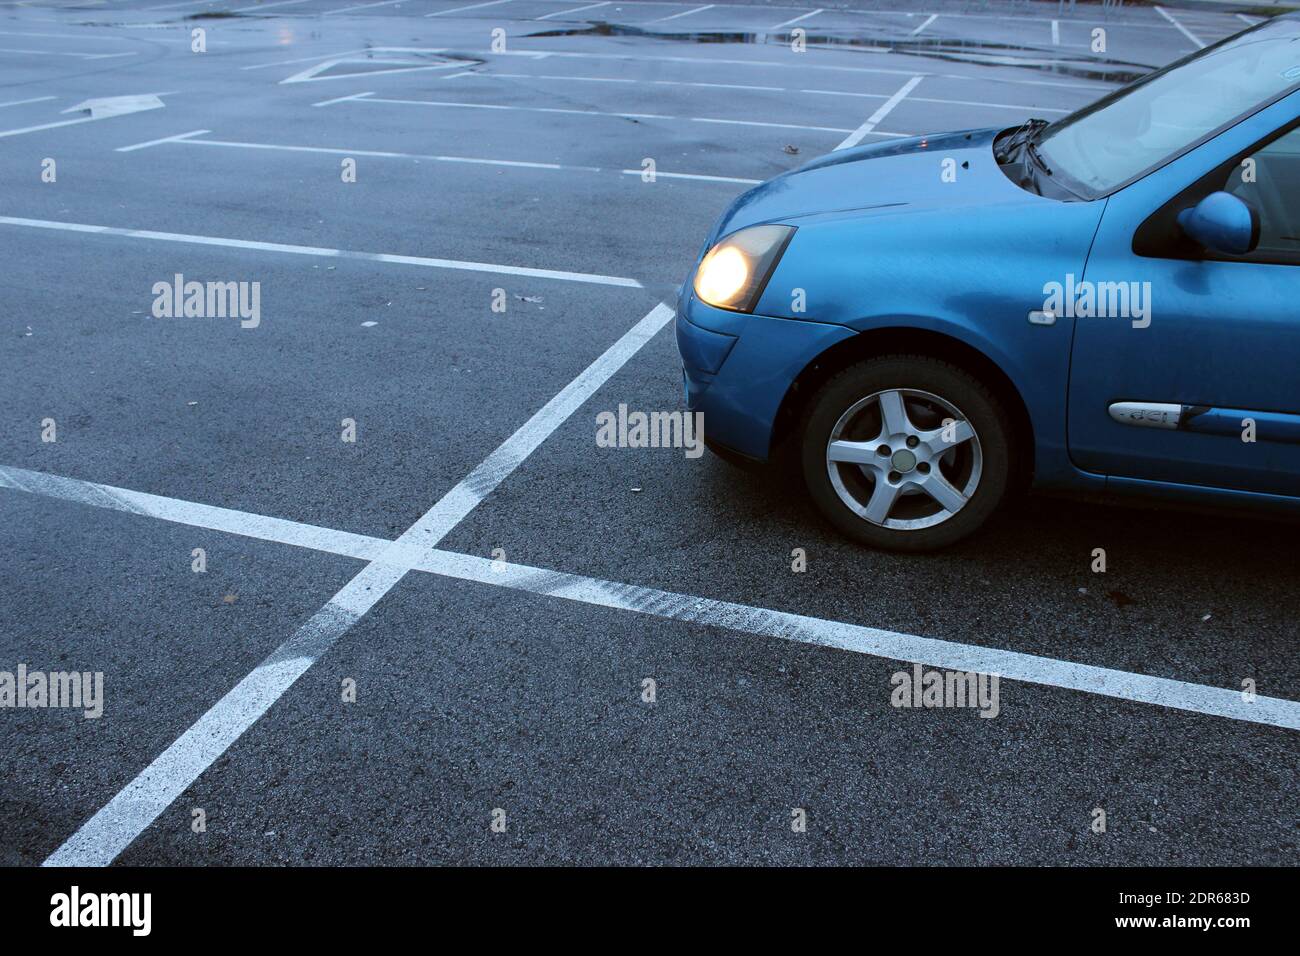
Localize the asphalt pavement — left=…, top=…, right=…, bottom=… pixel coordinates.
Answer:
left=0, top=0, right=1296, bottom=866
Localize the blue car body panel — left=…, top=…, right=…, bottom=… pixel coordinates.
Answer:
left=677, top=83, right=1300, bottom=512
left=677, top=296, right=855, bottom=456
left=1069, top=90, right=1300, bottom=498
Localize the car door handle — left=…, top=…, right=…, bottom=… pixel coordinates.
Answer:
left=1109, top=402, right=1300, bottom=444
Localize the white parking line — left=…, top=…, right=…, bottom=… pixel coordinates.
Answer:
left=537, top=1, right=610, bottom=20
left=310, top=91, right=376, bottom=107
left=1236, top=14, right=1261, bottom=26
left=804, top=88, right=1069, bottom=114
left=458, top=70, right=1066, bottom=113
left=651, top=4, right=713, bottom=23
left=834, top=74, right=922, bottom=151
left=0, top=467, right=389, bottom=562
left=486, top=47, right=1110, bottom=91
left=240, top=49, right=371, bottom=70
left=325, top=0, right=409, bottom=14
left=0, top=29, right=132, bottom=41
left=459, top=71, right=785, bottom=93
left=338, top=92, right=860, bottom=135
left=411, top=551, right=1300, bottom=737
left=910, top=13, right=937, bottom=35
left=425, top=0, right=514, bottom=16
left=134, top=130, right=596, bottom=168
left=838, top=7, right=1191, bottom=28
left=770, top=9, right=821, bottom=30
left=115, top=128, right=210, bottom=152
left=34, top=302, right=675, bottom=867
left=0, top=109, right=147, bottom=141
left=282, top=57, right=461, bottom=84
left=694, top=116, right=855, bottom=134
left=113, top=129, right=760, bottom=184
left=623, top=169, right=759, bottom=184
left=0, top=215, right=643, bottom=288
left=0, top=95, right=56, bottom=109
left=44, top=561, right=410, bottom=872
left=4, top=461, right=1297, bottom=766
left=361, top=94, right=671, bottom=119
left=1154, top=5, right=1206, bottom=49
left=230, top=0, right=317, bottom=13
left=1051, top=18, right=1059, bottom=46
left=0, top=47, right=136, bottom=59
left=386, top=302, right=674, bottom=545
left=144, top=0, right=217, bottom=9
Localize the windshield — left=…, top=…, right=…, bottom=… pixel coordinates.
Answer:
left=1036, top=16, right=1300, bottom=199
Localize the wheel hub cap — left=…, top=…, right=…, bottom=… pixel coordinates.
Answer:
left=890, top=449, right=917, bottom=473
left=824, top=388, right=983, bottom=531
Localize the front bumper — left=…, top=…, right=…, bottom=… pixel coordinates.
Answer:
left=675, top=288, right=855, bottom=461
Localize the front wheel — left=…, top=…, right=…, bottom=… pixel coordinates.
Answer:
left=799, top=355, right=1014, bottom=552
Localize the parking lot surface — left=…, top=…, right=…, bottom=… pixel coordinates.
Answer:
left=1, top=0, right=1297, bottom=866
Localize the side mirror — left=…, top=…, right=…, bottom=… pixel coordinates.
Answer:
left=1176, top=190, right=1259, bottom=256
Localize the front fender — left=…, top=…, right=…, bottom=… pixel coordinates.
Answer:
left=754, top=199, right=1108, bottom=482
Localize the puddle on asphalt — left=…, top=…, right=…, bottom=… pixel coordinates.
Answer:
left=527, top=23, right=1150, bottom=84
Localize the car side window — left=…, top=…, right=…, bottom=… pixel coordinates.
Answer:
left=1221, top=125, right=1300, bottom=262
left=1133, top=120, right=1300, bottom=266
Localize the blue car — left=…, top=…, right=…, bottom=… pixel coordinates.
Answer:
left=677, top=14, right=1300, bottom=551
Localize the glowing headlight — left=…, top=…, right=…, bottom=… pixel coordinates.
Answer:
left=693, top=224, right=796, bottom=313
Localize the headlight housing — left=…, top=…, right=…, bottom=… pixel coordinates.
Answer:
left=693, top=223, right=795, bottom=313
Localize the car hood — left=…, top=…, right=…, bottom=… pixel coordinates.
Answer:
left=711, top=126, right=1045, bottom=241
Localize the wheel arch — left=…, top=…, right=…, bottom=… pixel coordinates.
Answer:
left=771, top=327, right=1036, bottom=486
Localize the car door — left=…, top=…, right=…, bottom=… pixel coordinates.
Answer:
left=1067, top=98, right=1300, bottom=499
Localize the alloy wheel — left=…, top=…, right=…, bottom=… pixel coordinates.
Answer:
left=825, top=388, right=983, bottom=530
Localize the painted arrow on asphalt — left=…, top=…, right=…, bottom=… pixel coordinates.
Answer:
left=0, top=93, right=166, bottom=140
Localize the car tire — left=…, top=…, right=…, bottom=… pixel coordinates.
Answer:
left=799, top=355, right=1014, bottom=552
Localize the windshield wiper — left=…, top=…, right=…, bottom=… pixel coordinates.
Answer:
left=1025, top=139, right=1053, bottom=176
left=995, top=118, right=1051, bottom=194
left=997, top=118, right=1089, bottom=200
left=1024, top=126, right=1092, bottom=200
left=995, top=117, right=1050, bottom=164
